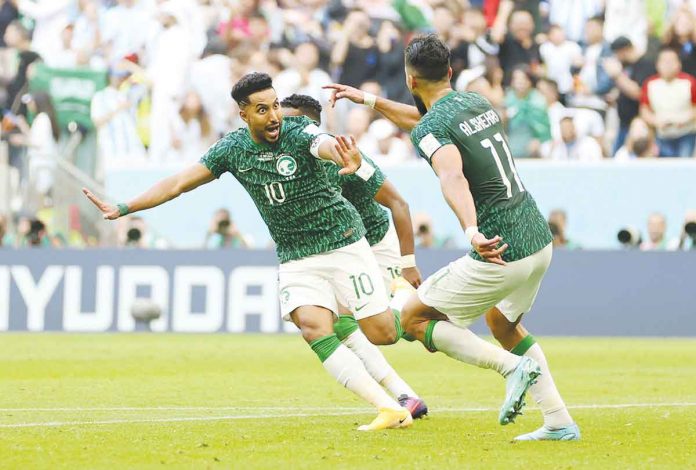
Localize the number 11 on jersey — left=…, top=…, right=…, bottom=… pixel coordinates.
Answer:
left=480, top=132, right=525, bottom=198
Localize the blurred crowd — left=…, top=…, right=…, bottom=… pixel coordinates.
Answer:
left=2, top=0, right=696, bottom=249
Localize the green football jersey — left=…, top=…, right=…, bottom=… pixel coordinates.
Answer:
left=410, top=91, right=552, bottom=262
left=200, top=115, right=366, bottom=263
left=321, top=154, right=390, bottom=246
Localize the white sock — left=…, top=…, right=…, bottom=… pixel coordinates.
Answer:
left=524, top=343, right=574, bottom=428
left=322, top=344, right=401, bottom=410
left=432, top=321, right=520, bottom=377
left=343, top=330, right=419, bottom=398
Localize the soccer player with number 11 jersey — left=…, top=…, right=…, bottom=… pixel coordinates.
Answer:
left=326, top=34, right=580, bottom=441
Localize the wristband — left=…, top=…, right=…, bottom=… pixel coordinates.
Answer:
left=465, top=226, right=479, bottom=243
left=400, top=254, right=416, bottom=269
left=363, top=92, right=377, bottom=109
left=355, top=160, right=375, bottom=181
left=117, top=203, right=129, bottom=217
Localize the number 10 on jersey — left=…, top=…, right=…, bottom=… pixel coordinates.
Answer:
left=264, top=182, right=286, bottom=204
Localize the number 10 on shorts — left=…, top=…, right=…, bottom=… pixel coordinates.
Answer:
left=350, top=273, right=374, bottom=299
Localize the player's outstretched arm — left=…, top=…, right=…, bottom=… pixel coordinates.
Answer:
left=431, top=145, right=508, bottom=265
left=83, top=163, right=216, bottom=220
left=316, top=135, right=362, bottom=175
left=374, top=180, right=422, bottom=287
left=323, top=83, right=422, bottom=132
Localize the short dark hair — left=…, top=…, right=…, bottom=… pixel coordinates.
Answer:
left=280, top=94, right=322, bottom=123
left=610, top=36, right=633, bottom=52
left=231, top=72, right=273, bottom=107
left=404, top=34, right=450, bottom=81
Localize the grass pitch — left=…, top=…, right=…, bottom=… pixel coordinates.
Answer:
left=1, top=334, right=695, bottom=469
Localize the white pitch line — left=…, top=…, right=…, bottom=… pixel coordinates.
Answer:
left=0, top=402, right=694, bottom=429
left=0, top=402, right=694, bottom=413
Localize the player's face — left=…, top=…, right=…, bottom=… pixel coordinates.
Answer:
left=405, top=66, right=429, bottom=116
left=242, top=88, right=282, bottom=144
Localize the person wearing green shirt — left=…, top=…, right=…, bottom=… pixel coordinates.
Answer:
left=325, top=34, right=579, bottom=441
left=83, top=73, right=413, bottom=432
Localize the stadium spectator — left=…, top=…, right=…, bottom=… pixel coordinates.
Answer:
left=460, top=56, right=506, bottom=110
left=571, top=15, right=613, bottom=111
left=546, top=116, right=603, bottom=161
left=169, top=91, right=215, bottom=162
left=146, top=3, right=196, bottom=163
left=117, top=215, right=166, bottom=249
left=0, top=213, right=8, bottom=246
left=640, top=212, right=669, bottom=250
left=2, top=20, right=40, bottom=115
left=16, top=215, right=50, bottom=247
left=670, top=208, right=696, bottom=250
left=546, top=0, right=604, bottom=43
left=0, top=0, right=18, bottom=48
left=413, top=212, right=453, bottom=248
left=604, top=36, right=656, bottom=155
left=504, top=67, right=551, bottom=158
left=639, top=48, right=696, bottom=157
left=71, top=0, right=102, bottom=62
left=548, top=209, right=580, bottom=249
left=204, top=208, right=249, bottom=249
left=604, top=0, right=649, bottom=54
left=8, top=92, right=59, bottom=199
left=331, top=10, right=379, bottom=89
left=274, top=42, right=334, bottom=124
left=100, top=0, right=150, bottom=65
left=537, top=78, right=605, bottom=147
left=16, top=0, right=71, bottom=60
left=614, top=117, right=659, bottom=160
left=347, top=107, right=374, bottom=150
left=90, top=66, right=146, bottom=164
left=375, top=20, right=409, bottom=103
left=663, top=8, right=696, bottom=77
left=539, top=25, right=583, bottom=95
left=491, top=3, right=541, bottom=85
left=360, top=119, right=414, bottom=166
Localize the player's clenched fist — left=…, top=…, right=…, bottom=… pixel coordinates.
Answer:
left=82, top=187, right=121, bottom=220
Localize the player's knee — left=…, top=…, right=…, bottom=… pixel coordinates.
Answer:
left=486, top=309, right=516, bottom=341
left=362, top=319, right=398, bottom=345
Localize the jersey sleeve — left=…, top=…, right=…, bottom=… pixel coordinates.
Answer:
left=411, top=119, right=454, bottom=163
left=199, top=134, right=233, bottom=178
left=285, top=115, right=330, bottom=160
left=342, top=154, right=385, bottom=197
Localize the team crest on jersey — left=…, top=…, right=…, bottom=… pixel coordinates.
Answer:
left=276, top=155, right=297, bottom=176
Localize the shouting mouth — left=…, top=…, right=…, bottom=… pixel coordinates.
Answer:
left=266, top=123, right=280, bottom=140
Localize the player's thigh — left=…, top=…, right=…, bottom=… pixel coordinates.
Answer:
left=416, top=255, right=517, bottom=328
left=278, top=259, right=337, bottom=323
left=371, top=226, right=402, bottom=292
left=290, top=305, right=337, bottom=343
left=496, top=244, right=553, bottom=323
left=400, top=292, right=449, bottom=340
left=330, top=238, right=390, bottom=320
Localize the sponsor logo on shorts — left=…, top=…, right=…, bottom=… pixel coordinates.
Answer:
left=355, top=303, right=368, bottom=312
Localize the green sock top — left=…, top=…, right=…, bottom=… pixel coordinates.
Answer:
left=310, top=334, right=342, bottom=362
left=333, top=315, right=359, bottom=341
left=510, top=334, right=536, bottom=356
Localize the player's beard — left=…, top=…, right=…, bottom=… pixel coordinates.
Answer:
left=412, top=94, right=428, bottom=116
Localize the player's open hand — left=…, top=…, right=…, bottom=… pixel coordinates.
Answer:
left=334, top=135, right=361, bottom=175
left=323, top=83, right=364, bottom=108
left=82, top=187, right=120, bottom=220
left=471, top=233, right=508, bottom=266
left=401, top=266, right=422, bottom=288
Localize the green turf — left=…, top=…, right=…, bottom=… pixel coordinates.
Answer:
left=1, top=334, right=695, bottom=469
